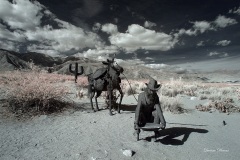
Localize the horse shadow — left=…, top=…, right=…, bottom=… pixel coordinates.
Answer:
left=120, top=104, right=137, bottom=113
left=145, top=127, right=208, bottom=145
left=101, top=104, right=137, bottom=115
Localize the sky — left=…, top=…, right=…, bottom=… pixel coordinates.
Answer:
left=0, top=0, right=240, bottom=66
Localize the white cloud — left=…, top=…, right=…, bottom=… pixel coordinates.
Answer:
left=107, top=24, right=177, bottom=52
left=145, top=57, right=153, bottom=60
left=27, top=44, right=61, bottom=57
left=197, top=41, right=205, bottom=47
left=229, top=6, right=240, bottom=15
left=220, top=53, right=229, bottom=57
left=101, top=23, right=118, bottom=34
left=208, top=51, right=229, bottom=57
left=208, top=51, right=220, bottom=56
left=92, top=22, right=101, bottom=32
left=25, top=23, right=102, bottom=53
left=145, top=63, right=169, bottom=69
left=175, top=21, right=212, bottom=36
left=0, top=40, right=20, bottom=52
left=193, top=21, right=212, bottom=33
left=184, top=29, right=197, bottom=36
left=0, top=0, right=104, bottom=55
left=214, top=15, right=237, bottom=28
left=216, top=40, right=231, bottom=46
left=0, top=27, right=26, bottom=42
left=175, top=15, right=237, bottom=37
left=117, top=58, right=145, bottom=65
left=74, top=45, right=119, bottom=59
left=144, top=21, right=157, bottom=28
left=0, top=0, right=43, bottom=30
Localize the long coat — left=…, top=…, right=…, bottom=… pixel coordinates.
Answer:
left=135, top=92, right=166, bottom=127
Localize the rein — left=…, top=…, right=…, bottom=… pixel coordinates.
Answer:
left=115, top=61, right=138, bottom=102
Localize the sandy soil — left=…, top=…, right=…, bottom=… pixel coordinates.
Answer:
left=0, top=81, right=240, bottom=160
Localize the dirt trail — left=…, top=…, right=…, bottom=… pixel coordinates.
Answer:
left=1, top=94, right=240, bottom=160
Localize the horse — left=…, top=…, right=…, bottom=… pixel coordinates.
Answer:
left=87, top=58, right=124, bottom=115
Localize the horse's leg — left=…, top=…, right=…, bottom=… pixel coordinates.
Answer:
left=95, top=91, right=101, bottom=111
left=117, top=87, right=124, bottom=114
left=88, top=84, right=95, bottom=111
left=108, top=88, right=113, bottom=116
left=90, top=91, right=95, bottom=111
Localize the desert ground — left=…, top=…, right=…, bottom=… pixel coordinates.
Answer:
left=0, top=71, right=240, bottom=160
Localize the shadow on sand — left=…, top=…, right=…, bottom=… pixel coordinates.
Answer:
left=145, top=127, right=208, bottom=145
left=120, top=104, right=137, bottom=112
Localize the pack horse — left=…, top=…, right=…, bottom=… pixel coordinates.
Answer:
left=87, top=58, right=124, bottom=115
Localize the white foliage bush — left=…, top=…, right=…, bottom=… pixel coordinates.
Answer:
left=160, top=94, right=184, bottom=113
left=0, top=71, right=70, bottom=114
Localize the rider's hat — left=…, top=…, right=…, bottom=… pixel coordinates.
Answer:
left=145, top=79, right=161, bottom=91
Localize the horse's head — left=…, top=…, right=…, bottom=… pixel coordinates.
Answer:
left=102, top=58, right=124, bottom=74
left=113, top=63, right=124, bottom=74
left=102, top=58, right=114, bottom=66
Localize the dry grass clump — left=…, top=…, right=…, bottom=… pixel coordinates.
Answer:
left=160, top=94, right=185, bottom=114
left=121, top=79, right=147, bottom=96
left=0, top=70, right=71, bottom=115
left=196, top=98, right=240, bottom=113
left=160, top=78, right=183, bottom=97
left=160, top=78, right=239, bottom=103
left=74, top=76, right=89, bottom=99
left=124, top=84, right=138, bottom=95
left=160, top=77, right=198, bottom=97
left=75, top=88, right=86, bottom=99
left=76, top=76, right=89, bottom=88
left=237, top=88, right=240, bottom=100
left=197, top=85, right=238, bottom=101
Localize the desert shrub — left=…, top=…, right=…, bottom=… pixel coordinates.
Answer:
left=237, top=88, right=240, bottom=100
left=199, top=94, right=208, bottom=100
left=160, top=78, right=199, bottom=97
left=208, top=94, right=222, bottom=101
left=0, top=71, right=70, bottom=115
left=196, top=98, right=240, bottom=113
left=219, top=87, right=233, bottom=95
left=160, top=94, right=185, bottom=114
left=125, top=84, right=137, bottom=95
left=198, top=89, right=211, bottom=95
left=196, top=86, right=237, bottom=102
left=76, top=88, right=84, bottom=99
left=162, top=78, right=238, bottom=103
left=160, top=87, right=180, bottom=97
left=76, top=76, right=89, bottom=88
left=182, top=84, right=198, bottom=96
left=121, top=79, right=148, bottom=96
left=75, top=87, right=88, bottom=99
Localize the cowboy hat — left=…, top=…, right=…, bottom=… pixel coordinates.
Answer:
left=145, top=79, right=161, bottom=91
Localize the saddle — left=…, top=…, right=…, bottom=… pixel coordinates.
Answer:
left=92, top=68, right=107, bottom=80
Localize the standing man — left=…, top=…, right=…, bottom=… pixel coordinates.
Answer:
left=134, top=78, right=166, bottom=137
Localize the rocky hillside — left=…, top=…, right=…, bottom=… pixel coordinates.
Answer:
left=0, top=49, right=200, bottom=81
left=0, top=50, right=30, bottom=71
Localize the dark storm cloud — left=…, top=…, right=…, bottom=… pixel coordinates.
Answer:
left=0, top=0, right=240, bottom=64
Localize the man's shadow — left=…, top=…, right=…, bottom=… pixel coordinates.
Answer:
left=145, top=127, right=208, bottom=145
